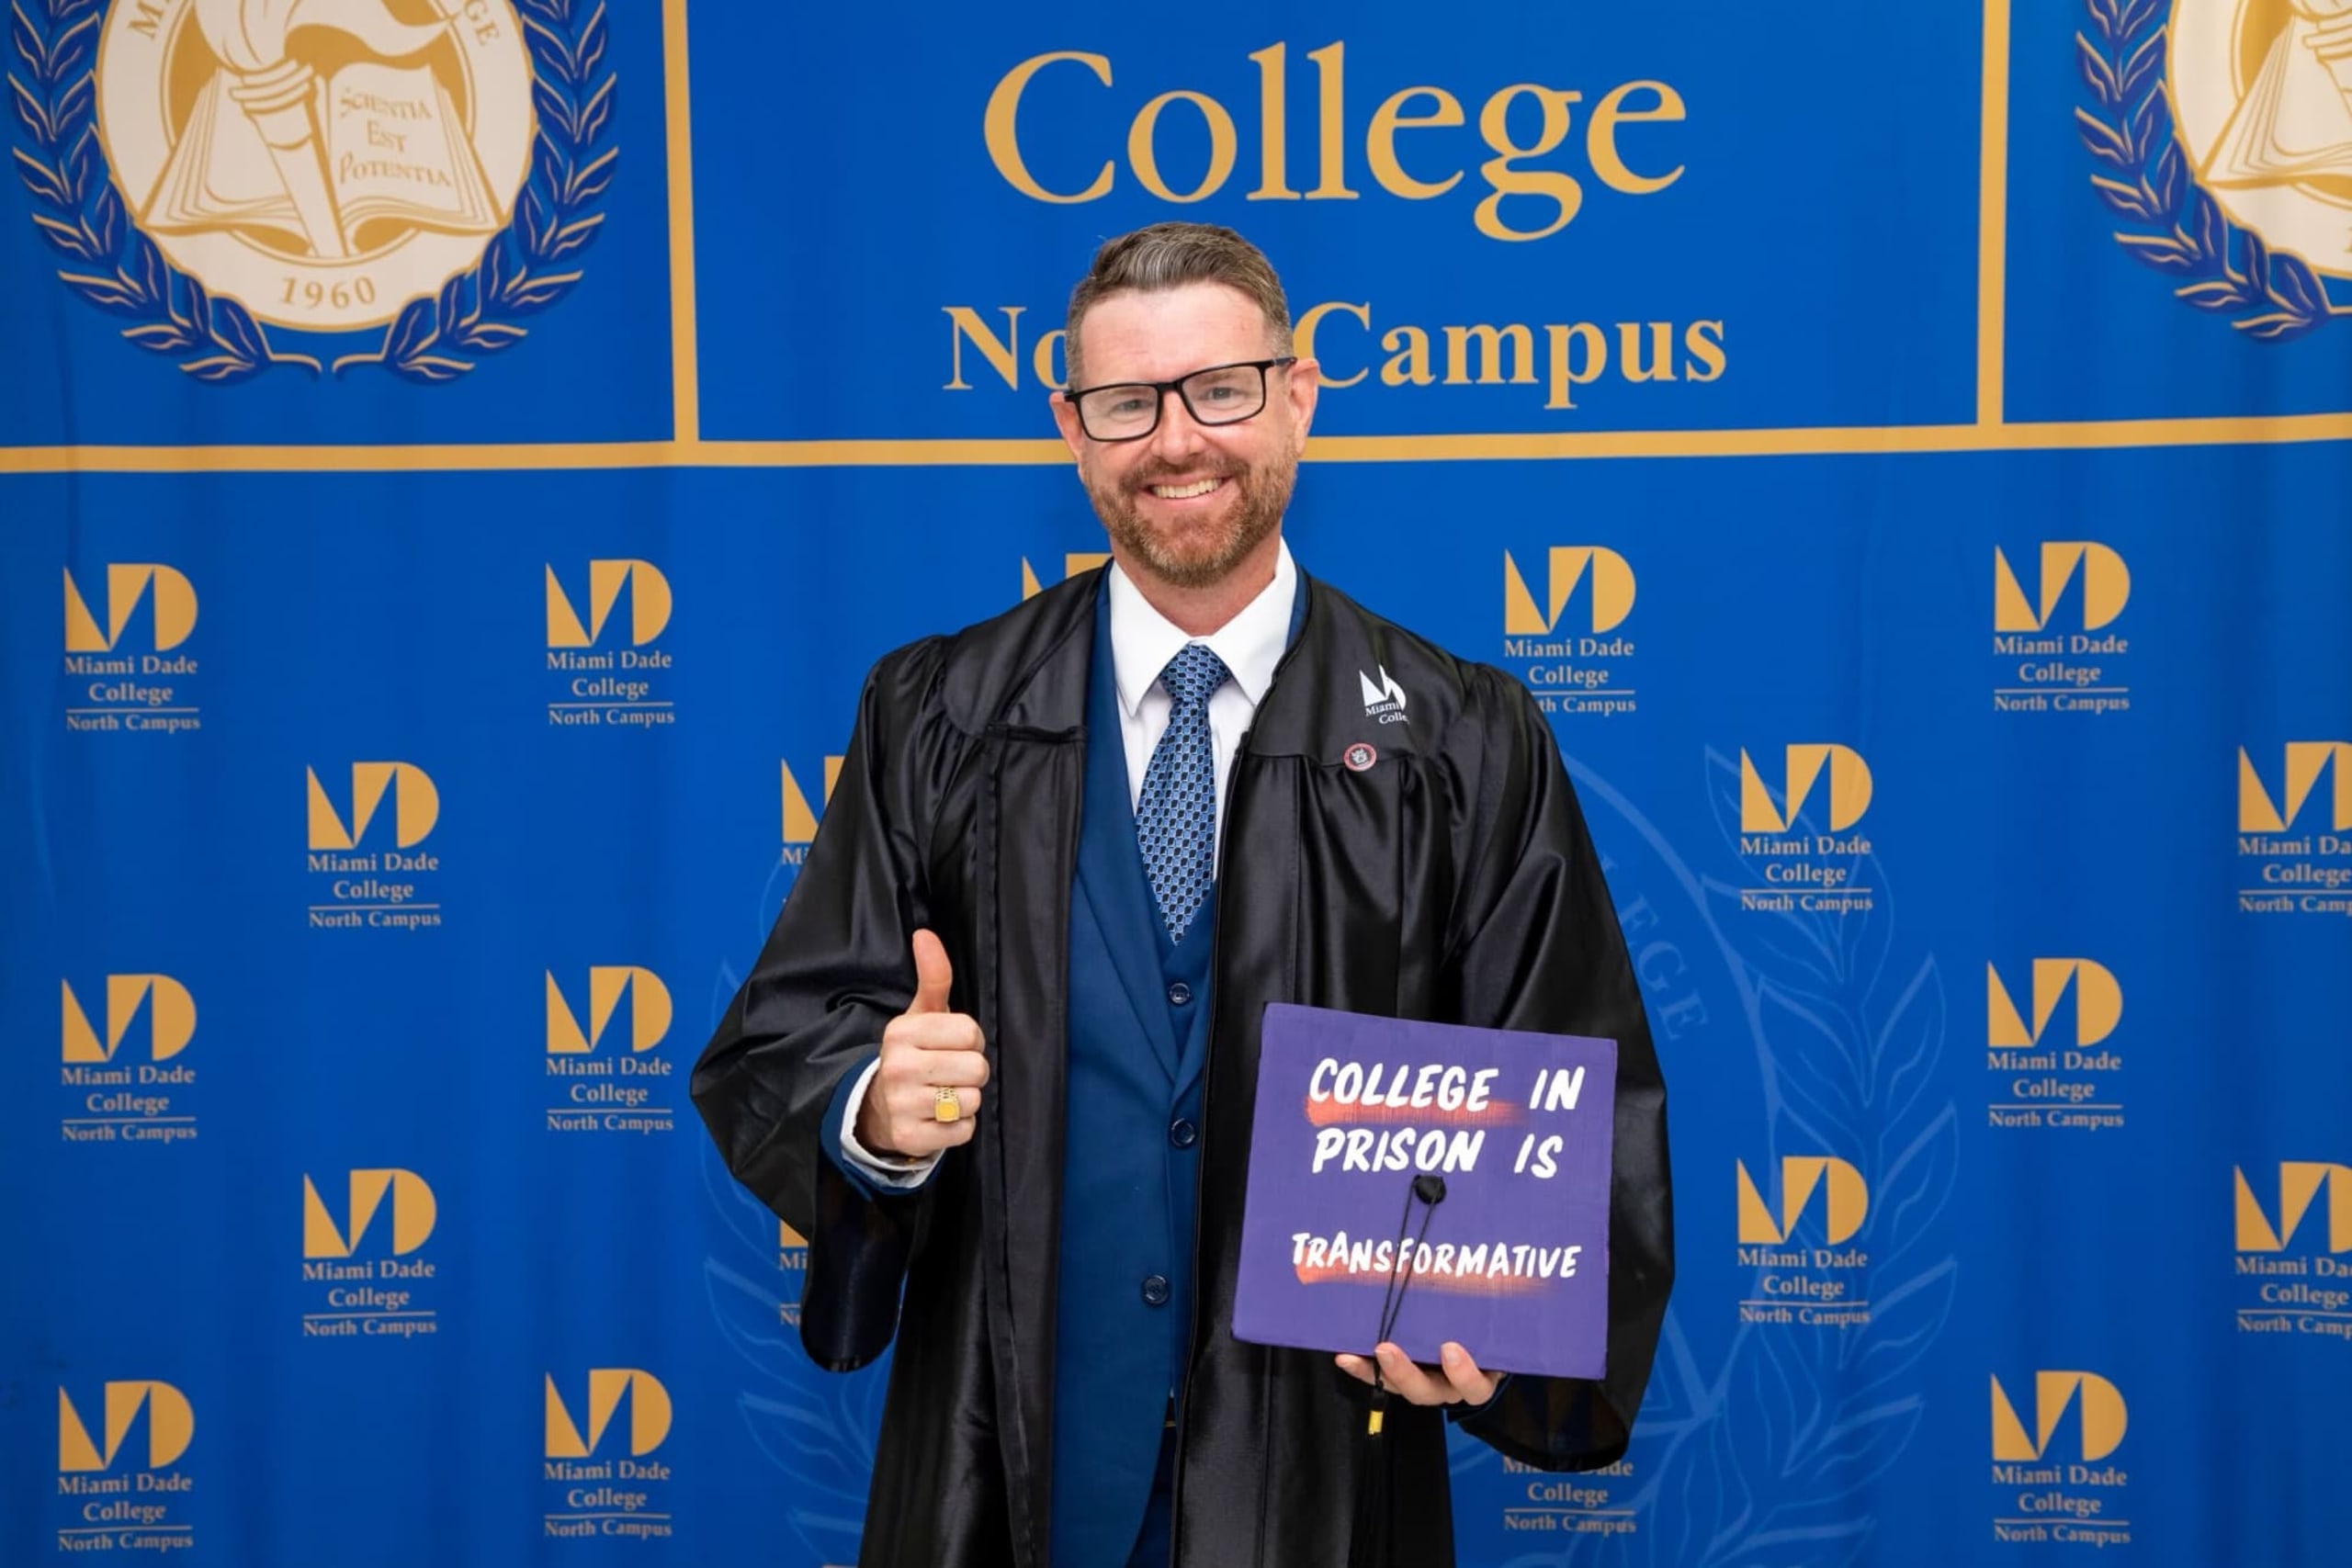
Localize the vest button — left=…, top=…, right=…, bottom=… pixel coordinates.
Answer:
left=1168, top=1119, right=1198, bottom=1148
left=1166, top=981, right=1193, bottom=1007
left=1141, top=1274, right=1171, bottom=1307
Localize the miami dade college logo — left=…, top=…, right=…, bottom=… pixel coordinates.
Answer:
left=1986, top=960, right=2123, bottom=1051
left=300, top=1168, right=440, bottom=1337
left=547, top=967, right=671, bottom=1055
left=2237, top=742, right=2352, bottom=916
left=2236, top=1161, right=2352, bottom=1254
left=306, top=761, right=446, bottom=930
left=1740, top=745, right=1871, bottom=836
left=1358, top=666, right=1408, bottom=725
left=2240, top=741, right=2352, bottom=833
left=781, top=759, right=843, bottom=853
left=1984, top=958, right=2126, bottom=1133
left=1991, top=1371, right=2127, bottom=1462
left=546, top=1370, right=671, bottom=1460
left=546, top=966, right=674, bottom=1135
left=1500, top=546, right=1637, bottom=717
left=59, top=1380, right=194, bottom=1472
left=63, top=565, right=196, bottom=652
left=1991, top=542, right=2132, bottom=716
left=303, top=1168, right=437, bottom=1259
left=62, top=563, right=203, bottom=733
left=1987, top=1369, right=2130, bottom=1545
left=1994, top=544, right=2129, bottom=635
left=61, top=973, right=200, bottom=1144
left=1734, top=744, right=1876, bottom=915
left=547, top=560, right=676, bottom=727
left=2233, top=1161, right=2352, bottom=1339
left=1503, top=547, right=1634, bottom=637
left=57, top=1380, right=198, bottom=1549
left=548, top=562, right=672, bottom=649
left=7, top=0, right=615, bottom=383
left=544, top=1369, right=675, bottom=1540
left=2076, top=0, right=2352, bottom=339
left=1736, top=1156, right=1868, bottom=1248
left=62, top=975, right=195, bottom=1064
left=1734, top=1156, right=1871, bottom=1329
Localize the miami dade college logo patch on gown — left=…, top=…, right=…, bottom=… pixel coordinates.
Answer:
left=7, top=0, right=615, bottom=383
left=2076, top=0, right=2352, bottom=341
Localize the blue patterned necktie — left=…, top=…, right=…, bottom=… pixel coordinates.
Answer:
left=1135, top=643, right=1231, bottom=942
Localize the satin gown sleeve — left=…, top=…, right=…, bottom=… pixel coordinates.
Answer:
left=690, top=637, right=956, bottom=1372
left=1440, top=666, right=1675, bottom=1471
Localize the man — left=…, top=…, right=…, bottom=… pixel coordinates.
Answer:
left=693, top=222, right=1672, bottom=1568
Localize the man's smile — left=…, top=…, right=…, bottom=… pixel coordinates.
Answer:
left=1145, top=477, right=1228, bottom=502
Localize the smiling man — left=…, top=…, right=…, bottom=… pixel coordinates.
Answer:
left=693, top=222, right=1672, bottom=1568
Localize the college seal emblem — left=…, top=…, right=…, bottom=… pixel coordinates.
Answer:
left=7, top=0, right=615, bottom=381
left=2077, top=0, right=2352, bottom=339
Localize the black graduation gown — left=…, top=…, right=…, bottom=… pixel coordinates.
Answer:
left=692, top=567, right=1673, bottom=1568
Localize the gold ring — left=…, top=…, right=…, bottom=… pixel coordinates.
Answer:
left=933, top=1085, right=961, bottom=1123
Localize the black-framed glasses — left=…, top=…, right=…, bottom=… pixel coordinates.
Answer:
left=1065, top=357, right=1297, bottom=442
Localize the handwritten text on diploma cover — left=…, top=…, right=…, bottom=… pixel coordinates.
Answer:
left=1232, top=1004, right=1616, bottom=1379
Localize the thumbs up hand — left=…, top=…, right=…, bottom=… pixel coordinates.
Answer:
left=857, top=929, right=989, bottom=1157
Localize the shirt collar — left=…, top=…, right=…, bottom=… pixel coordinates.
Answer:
left=1106, top=537, right=1297, bottom=719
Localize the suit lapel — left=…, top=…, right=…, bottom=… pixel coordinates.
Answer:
left=1080, top=585, right=1182, bottom=1079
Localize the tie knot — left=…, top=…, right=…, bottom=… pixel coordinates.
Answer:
left=1159, top=644, right=1230, bottom=707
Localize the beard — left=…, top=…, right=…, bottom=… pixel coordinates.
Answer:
left=1082, top=455, right=1296, bottom=591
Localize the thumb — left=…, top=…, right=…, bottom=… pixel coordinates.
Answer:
left=908, top=929, right=954, bottom=1015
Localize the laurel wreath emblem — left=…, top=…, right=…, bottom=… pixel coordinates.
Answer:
left=7, top=0, right=615, bottom=384
left=2075, top=0, right=2329, bottom=341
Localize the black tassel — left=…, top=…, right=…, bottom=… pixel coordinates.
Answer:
left=1347, top=1174, right=1446, bottom=1568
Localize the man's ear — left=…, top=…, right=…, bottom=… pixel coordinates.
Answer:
left=1285, top=357, right=1322, bottom=451
left=1050, top=390, right=1087, bottom=461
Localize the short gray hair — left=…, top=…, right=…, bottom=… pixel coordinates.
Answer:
left=1064, top=222, right=1291, bottom=387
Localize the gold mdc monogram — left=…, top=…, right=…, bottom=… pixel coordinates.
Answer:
left=96, top=0, right=534, bottom=331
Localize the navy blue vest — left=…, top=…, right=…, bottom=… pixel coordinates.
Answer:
left=1048, top=585, right=1217, bottom=1568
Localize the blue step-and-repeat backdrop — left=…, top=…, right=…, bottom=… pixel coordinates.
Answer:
left=4, top=1, right=2350, bottom=1563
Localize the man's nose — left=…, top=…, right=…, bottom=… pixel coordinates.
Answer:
left=1148, top=389, right=1208, bottom=463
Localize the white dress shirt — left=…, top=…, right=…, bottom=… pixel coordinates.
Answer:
left=840, top=542, right=1300, bottom=1184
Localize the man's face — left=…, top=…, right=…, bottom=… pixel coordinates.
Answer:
left=1051, top=282, right=1319, bottom=591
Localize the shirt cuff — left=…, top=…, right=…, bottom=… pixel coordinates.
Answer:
left=829, top=1056, right=942, bottom=1190
left=1449, top=1371, right=1512, bottom=1420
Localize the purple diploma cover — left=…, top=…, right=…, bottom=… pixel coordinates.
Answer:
left=1230, top=1003, right=1615, bottom=1380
